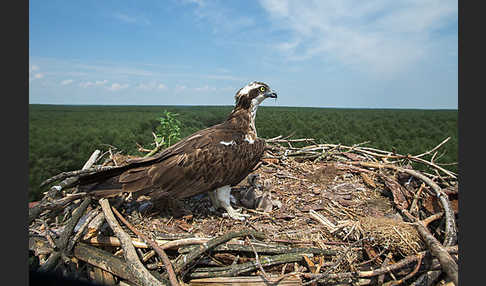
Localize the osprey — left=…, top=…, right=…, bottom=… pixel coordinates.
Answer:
left=78, top=81, right=277, bottom=220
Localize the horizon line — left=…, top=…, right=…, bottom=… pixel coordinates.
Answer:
left=28, top=103, right=458, bottom=111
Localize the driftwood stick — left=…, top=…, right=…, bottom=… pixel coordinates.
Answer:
left=245, top=236, right=270, bottom=280
left=409, top=270, right=442, bottom=286
left=111, top=206, right=179, bottom=286
left=414, top=222, right=458, bottom=286
left=99, top=198, right=164, bottom=286
left=415, top=137, right=451, bottom=158
left=38, top=197, right=91, bottom=273
left=83, top=236, right=209, bottom=250
left=73, top=242, right=134, bottom=282
left=82, top=150, right=102, bottom=170
left=189, top=275, right=303, bottom=286
left=190, top=252, right=310, bottom=279
left=29, top=193, right=88, bottom=225
left=67, top=208, right=100, bottom=253
left=173, top=230, right=266, bottom=274
left=421, top=212, right=444, bottom=227
left=382, top=253, right=423, bottom=286
left=82, top=211, right=106, bottom=240
left=31, top=151, right=101, bottom=225
left=409, top=183, right=425, bottom=216
left=265, top=138, right=315, bottom=143
left=377, top=252, right=393, bottom=285
left=57, top=197, right=92, bottom=251
left=208, top=243, right=337, bottom=256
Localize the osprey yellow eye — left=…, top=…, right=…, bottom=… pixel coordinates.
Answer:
left=259, top=86, right=266, bottom=92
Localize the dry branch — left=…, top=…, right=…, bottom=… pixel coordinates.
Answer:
left=74, top=242, right=134, bottom=281
left=38, top=197, right=91, bottom=273
left=99, top=198, right=165, bottom=286
left=111, top=206, right=179, bottom=286
left=414, top=222, right=458, bottom=286
left=190, top=252, right=310, bottom=279
left=173, top=230, right=265, bottom=274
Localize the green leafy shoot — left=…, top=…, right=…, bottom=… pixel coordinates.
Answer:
left=155, top=110, right=182, bottom=148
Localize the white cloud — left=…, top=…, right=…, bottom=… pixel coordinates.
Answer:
left=174, top=85, right=188, bottom=93
left=60, top=79, right=74, bottom=85
left=259, top=0, right=457, bottom=75
left=193, top=85, right=215, bottom=92
left=182, top=0, right=255, bottom=34
left=30, top=65, right=39, bottom=72
left=157, top=83, right=167, bottom=90
left=95, top=80, right=108, bottom=86
left=79, top=81, right=94, bottom=88
left=113, top=12, right=150, bottom=25
left=137, top=81, right=167, bottom=91
left=107, top=83, right=129, bottom=91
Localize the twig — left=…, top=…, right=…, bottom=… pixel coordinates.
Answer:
left=409, top=183, right=425, bottom=216
left=414, top=221, right=458, bottom=286
left=190, top=252, right=310, bottom=279
left=377, top=252, right=393, bottom=285
left=99, top=198, right=164, bottom=286
left=38, top=197, right=91, bottom=273
left=382, top=253, right=423, bottom=286
left=41, top=219, right=58, bottom=251
left=245, top=235, right=270, bottom=281
left=111, top=206, right=179, bottom=286
left=173, top=230, right=265, bottom=274
left=73, top=242, right=135, bottom=282
left=421, top=212, right=444, bottom=227
left=29, top=193, right=87, bottom=225
left=415, top=137, right=450, bottom=159
left=67, top=208, right=100, bottom=253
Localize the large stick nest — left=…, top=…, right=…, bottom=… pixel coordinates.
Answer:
left=29, top=136, right=458, bottom=286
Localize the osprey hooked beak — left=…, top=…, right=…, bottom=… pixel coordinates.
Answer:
left=264, top=89, right=278, bottom=99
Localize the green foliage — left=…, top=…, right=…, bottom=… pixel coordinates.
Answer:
left=155, top=110, right=182, bottom=148
left=28, top=104, right=458, bottom=202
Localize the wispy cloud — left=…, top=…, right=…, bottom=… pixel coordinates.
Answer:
left=181, top=0, right=255, bottom=34
left=79, top=81, right=94, bottom=88
left=258, top=0, right=457, bottom=75
left=107, top=83, right=129, bottom=91
left=60, top=79, right=74, bottom=85
left=137, top=81, right=167, bottom=91
left=113, top=12, right=150, bottom=25
left=95, top=80, right=108, bottom=86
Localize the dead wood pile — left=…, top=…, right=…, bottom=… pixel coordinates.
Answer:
left=29, top=136, right=459, bottom=286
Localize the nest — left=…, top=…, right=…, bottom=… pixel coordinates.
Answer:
left=359, top=216, right=423, bottom=256
left=29, top=136, right=459, bottom=286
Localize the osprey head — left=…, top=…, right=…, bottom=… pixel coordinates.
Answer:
left=234, top=81, right=277, bottom=109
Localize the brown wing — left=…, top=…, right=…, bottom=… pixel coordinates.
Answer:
left=117, top=125, right=265, bottom=199
left=78, top=124, right=222, bottom=187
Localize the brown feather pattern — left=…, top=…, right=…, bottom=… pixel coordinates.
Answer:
left=78, top=82, right=272, bottom=203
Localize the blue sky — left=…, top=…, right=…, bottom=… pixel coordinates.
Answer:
left=29, top=0, right=458, bottom=109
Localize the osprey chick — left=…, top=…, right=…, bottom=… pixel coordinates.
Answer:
left=79, top=81, right=277, bottom=220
